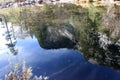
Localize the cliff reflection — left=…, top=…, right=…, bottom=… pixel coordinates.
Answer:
left=10, top=4, right=120, bottom=69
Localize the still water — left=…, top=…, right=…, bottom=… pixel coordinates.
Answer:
left=0, top=23, right=120, bottom=80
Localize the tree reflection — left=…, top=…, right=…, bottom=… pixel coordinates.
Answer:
left=0, top=14, right=18, bottom=55
left=5, top=23, right=18, bottom=55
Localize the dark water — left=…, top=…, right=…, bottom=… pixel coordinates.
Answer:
left=0, top=25, right=120, bottom=80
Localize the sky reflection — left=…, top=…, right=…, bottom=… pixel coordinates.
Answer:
left=0, top=34, right=120, bottom=80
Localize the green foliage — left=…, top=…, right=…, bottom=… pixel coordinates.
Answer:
left=88, top=4, right=102, bottom=29
left=1, top=4, right=119, bottom=57
left=101, top=28, right=110, bottom=37
left=2, top=8, right=21, bottom=23
left=0, top=18, right=2, bottom=22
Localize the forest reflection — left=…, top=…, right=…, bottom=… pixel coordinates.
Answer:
left=4, top=4, right=120, bottom=68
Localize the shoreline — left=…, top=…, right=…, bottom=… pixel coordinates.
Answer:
left=0, top=1, right=120, bottom=10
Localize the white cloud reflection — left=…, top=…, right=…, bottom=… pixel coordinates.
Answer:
left=0, top=26, right=9, bottom=55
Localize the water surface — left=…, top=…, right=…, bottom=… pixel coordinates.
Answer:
left=0, top=4, right=120, bottom=80
left=0, top=25, right=120, bottom=80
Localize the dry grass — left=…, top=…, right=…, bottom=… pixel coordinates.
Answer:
left=5, top=61, right=49, bottom=80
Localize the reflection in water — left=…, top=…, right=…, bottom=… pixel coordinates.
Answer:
left=34, top=23, right=77, bottom=49
left=0, top=19, right=18, bottom=55
left=15, top=4, right=120, bottom=69
left=5, top=24, right=18, bottom=55
left=0, top=3, right=120, bottom=80
left=0, top=36, right=120, bottom=80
